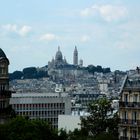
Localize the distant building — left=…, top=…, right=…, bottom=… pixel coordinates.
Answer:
left=10, top=93, right=71, bottom=128
left=58, top=109, right=90, bottom=132
left=0, top=48, right=11, bottom=124
left=119, top=70, right=140, bottom=140
left=79, top=59, right=83, bottom=67
left=73, top=46, right=78, bottom=66
left=71, top=92, right=105, bottom=107
left=98, top=78, right=109, bottom=95
left=48, top=46, right=80, bottom=70
left=48, top=46, right=68, bottom=69
left=58, top=115, right=81, bottom=132
left=47, top=46, right=86, bottom=82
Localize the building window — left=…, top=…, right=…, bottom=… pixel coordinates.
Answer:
left=124, top=94, right=128, bottom=103
left=123, top=111, right=128, bottom=122
left=132, top=130, right=137, bottom=138
left=123, top=129, right=127, bottom=137
left=0, top=84, right=5, bottom=91
left=0, top=67, right=7, bottom=75
left=132, top=111, right=137, bottom=124
left=133, top=94, right=138, bottom=102
left=2, top=67, right=6, bottom=74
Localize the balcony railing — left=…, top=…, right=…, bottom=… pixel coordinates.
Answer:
left=120, top=119, right=140, bottom=126
left=119, top=101, right=140, bottom=108
left=120, top=136, right=138, bottom=140
left=120, top=136, right=128, bottom=140
left=130, top=138, right=138, bottom=140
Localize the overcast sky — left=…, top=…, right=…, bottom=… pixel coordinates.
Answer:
left=0, top=0, right=140, bottom=72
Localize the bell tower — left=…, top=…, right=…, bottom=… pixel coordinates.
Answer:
left=73, top=46, right=78, bottom=66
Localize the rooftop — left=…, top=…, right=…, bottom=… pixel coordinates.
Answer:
left=11, top=92, right=69, bottom=98
left=123, top=71, right=140, bottom=91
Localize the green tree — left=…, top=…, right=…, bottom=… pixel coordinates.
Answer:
left=86, top=65, right=111, bottom=74
left=94, top=132, right=118, bottom=140
left=67, top=129, right=88, bottom=140
left=9, top=71, right=23, bottom=80
left=0, top=116, right=58, bottom=140
left=81, top=98, right=119, bottom=139
left=58, top=129, right=68, bottom=140
left=23, top=67, right=37, bottom=79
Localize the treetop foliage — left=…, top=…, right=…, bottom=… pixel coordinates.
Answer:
left=0, top=116, right=58, bottom=140
left=86, top=65, right=111, bottom=74
left=9, top=64, right=111, bottom=81
left=81, top=98, right=119, bottom=139
left=9, top=67, right=49, bottom=80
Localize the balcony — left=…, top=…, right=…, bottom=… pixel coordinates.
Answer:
left=119, top=101, right=140, bottom=108
left=120, top=136, right=138, bottom=140
left=130, top=138, right=138, bottom=140
left=120, top=136, right=128, bottom=140
left=119, top=119, right=140, bottom=126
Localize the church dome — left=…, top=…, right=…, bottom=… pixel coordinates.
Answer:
left=55, top=47, right=63, bottom=61
left=0, top=48, right=6, bottom=58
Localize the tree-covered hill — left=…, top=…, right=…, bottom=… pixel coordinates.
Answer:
left=9, top=66, right=49, bottom=80
left=9, top=65, right=111, bottom=81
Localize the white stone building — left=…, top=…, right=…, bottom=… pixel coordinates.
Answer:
left=58, top=115, right=81, bottom=132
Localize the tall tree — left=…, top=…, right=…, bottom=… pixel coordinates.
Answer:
left=81, top=98, right=119, bottom=139
left=23, top=67, right=37, bottom=79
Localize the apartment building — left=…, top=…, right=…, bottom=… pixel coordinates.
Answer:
left=0, top=48, right=11, bottom=124
left=10, top=93, right=71, bottom=128
left=119, top=71, right=140, bottom=140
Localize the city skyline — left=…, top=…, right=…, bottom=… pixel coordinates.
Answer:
left=0, top=0, right=140, bottom=72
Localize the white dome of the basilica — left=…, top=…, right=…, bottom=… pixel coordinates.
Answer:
left=55, top=47, right=63, bottom=61
left=48, top=46, right=80, bottom=70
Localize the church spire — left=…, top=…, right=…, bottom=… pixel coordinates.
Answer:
left=58, top=46, right=60, bottom=51
left=73, top=46, right=78, bottom=66
left=75, top=46, right=77, bottom=51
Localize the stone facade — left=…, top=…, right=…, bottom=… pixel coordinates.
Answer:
left=119, top=70, right=140, bottom=140
left=0, top=48, right=11, bottom=124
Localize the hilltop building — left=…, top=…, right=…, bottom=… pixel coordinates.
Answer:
left=48, top=46, right=82, bottom=69
left=119, top=69, right=140, bottom=140
left=47, top=46, right=86, bottom=83
left=0, top=48, right=11, bottom=123
left=73, top=46, right=78, bottom=66
left=79, top=59, right=83, bottom=67
left=48, top=46, right=68, bottom=69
